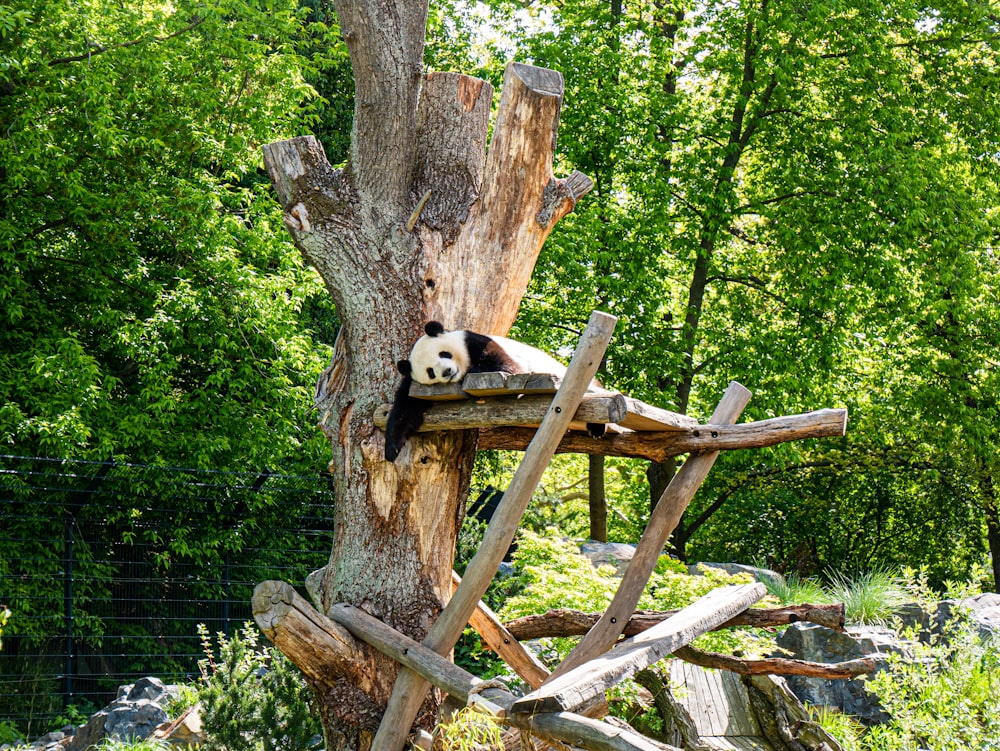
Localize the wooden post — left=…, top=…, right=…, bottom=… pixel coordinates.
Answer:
left=549, top=381, right=752, bottom=679
left=371, top=311, right=617, bottom=751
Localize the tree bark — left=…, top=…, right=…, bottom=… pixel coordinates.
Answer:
left=263, top=52, right=589, bottom=746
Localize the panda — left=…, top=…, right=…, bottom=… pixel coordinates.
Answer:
left=384, top=321, right=605, bottom=461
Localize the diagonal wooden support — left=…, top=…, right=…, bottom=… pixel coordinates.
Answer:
left=511, top=583, right=766, bottom=714
left=453, top=570, right=549, bottom=689
left=549, top=381, right=752, bottom=680
left=372, top=310, right=617, bottom=751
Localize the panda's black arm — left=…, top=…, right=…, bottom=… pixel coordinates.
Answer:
left=384, top=375, right=434, bottom=461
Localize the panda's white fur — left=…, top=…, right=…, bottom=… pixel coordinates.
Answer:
left=408, top=330, right=567, bottom=385
left=384, top=322, right=605, bottom=461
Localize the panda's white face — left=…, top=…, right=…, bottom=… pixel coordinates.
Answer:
left=407, top=330, right=472, bottom=385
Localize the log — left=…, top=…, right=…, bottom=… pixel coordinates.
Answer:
left=328, top=602, right=680, bottom=751
left=372, top=311, right=617, bottom=751
left=504, top=602, right=847, bottom=640
left=549, top=382, right=752, bottom=680
left=251, top=581, right=365, bottom=688
left=374, top=393, right=628, bottom=430
left=672, top=644, right=875, bottom=679
left=478, top=408, right=849, bottom=461
left=512, top=584, right=766, bottom=715
left=453, top=571, right=549, bottom=689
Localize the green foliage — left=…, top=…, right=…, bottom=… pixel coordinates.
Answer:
left=479, top=0, right=1000, bottom=586
left=828, top=569, right=910, bottom=627
left=94, top=740, right=171, bottom=751
left=498, top=530, right=763, bottom=662
left=197, top=623, right=322, bottom=751
left=0, top=0, right=344, bottom=470
left=434, top=707, right=504, bottom=751
left=856, top=624, right=1000, bottom=751
left=761, top=572, right=832, bottom=608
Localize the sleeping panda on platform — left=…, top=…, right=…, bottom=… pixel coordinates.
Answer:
left=384, top=321, right=604, bottom=461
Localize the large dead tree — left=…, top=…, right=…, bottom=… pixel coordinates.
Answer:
left=261, top=1, right=591, bottom=746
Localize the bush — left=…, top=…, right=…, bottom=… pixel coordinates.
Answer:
left=857, top=622, right=1000, bottom=751
left=197, top=623, right=322, bottom=751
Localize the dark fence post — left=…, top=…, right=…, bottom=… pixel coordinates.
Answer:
left=63, top=460, right=114, bottom=706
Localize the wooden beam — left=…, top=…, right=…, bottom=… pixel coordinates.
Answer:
left=453, top=571, right=549, bottom=689
left=478, top=408, right=848, bottom=461
left=503, top=602, right=847, bottom=640
left=548, top=382, right=752, bottom=680
left=617, top=397, right=698, bottom=431
left=671, top=644, right=875, bottom=679
left=328, top=601, right=682, bottom=751
left=511, top=584, right=765, bottom=715
left=372, top=311, right=617, bottom=751
left=374, top=393, right=628, bottom=430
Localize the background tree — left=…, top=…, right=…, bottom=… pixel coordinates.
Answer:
left=0, top=0, right=342, bottom=471
left=492, top=0, right=1000, bottom=587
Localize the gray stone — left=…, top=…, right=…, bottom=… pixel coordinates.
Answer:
left=936, top=593, right=1000, bottom=640
left=580, top=541, right=636, bottom=574
left=773, top=622, right=909, bottom=725
left=66, top=677, right=181, bottom=751
left=688, top=561, right=783, bottom=584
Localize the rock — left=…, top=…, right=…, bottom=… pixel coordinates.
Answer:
left=580, top=541, right=636, bottom=574
left=773, top=622, right=909, bottom=725
left=935, top=593, right=1000, bottom=640
left=688, top=561, right=783, bottom=583
left=152, top=704, right=202, bottom=746
left=66, top=677, right=180, bottom=751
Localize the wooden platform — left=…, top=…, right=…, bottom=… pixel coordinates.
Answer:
left=406, top=371, right=697, bottom=432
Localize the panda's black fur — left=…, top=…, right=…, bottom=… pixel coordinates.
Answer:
left=384, top=322, right=605, bottom=461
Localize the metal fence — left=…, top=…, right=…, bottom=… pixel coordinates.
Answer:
left=0, top=455, right=337, bottom=737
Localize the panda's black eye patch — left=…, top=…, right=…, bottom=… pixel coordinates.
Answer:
left=427, top=367, right=436, bottom=379
left=439, top=351, right=453, bottom=359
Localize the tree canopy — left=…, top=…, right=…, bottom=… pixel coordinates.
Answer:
left=0, top=0, right=343, bottom=470
left=3, top=0, right=1000, bottom=586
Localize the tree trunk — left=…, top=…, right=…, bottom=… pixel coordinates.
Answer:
left=262, top=9, right=589, bottom=740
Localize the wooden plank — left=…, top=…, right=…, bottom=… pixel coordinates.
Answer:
left=547, top=382, right=752, bottom=680
left=462, top=371, right=563, bottom=396
left=374, top=393, right=628, bottom=431
left=618, top=397, right=698, bottom=432
left=409, top=381, right=469, bottom=401
left=511, top=583, right=765, bottom=715
left=371, top=311, right=618, bottom=751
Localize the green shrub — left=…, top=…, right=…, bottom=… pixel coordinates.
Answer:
left=761, top=572, right=831, bottom=606
left=197, top=623, right=322, bottom=751
left=858, top=622, right=1000, bottom=751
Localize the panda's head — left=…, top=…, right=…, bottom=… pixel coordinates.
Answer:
left=400, top=321, right=472, bottom=385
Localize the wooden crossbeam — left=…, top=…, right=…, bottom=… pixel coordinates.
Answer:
left=511, top=583, right=766, bottom=715
left=371, top=311, right=618, bottom=751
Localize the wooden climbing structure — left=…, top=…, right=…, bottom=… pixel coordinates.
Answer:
left=254, top=311, right=853, bottom=751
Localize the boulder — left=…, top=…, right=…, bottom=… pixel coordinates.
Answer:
left=773, top=622, right=909, bottom=725
left=66, top=677, right=178, bottom=751
left=580, top=541, right=636, bottom=574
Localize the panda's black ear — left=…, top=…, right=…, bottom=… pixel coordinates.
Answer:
left=397, top=359, right=412, bottom=376
left=425, top=321, right=445, bottom=337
